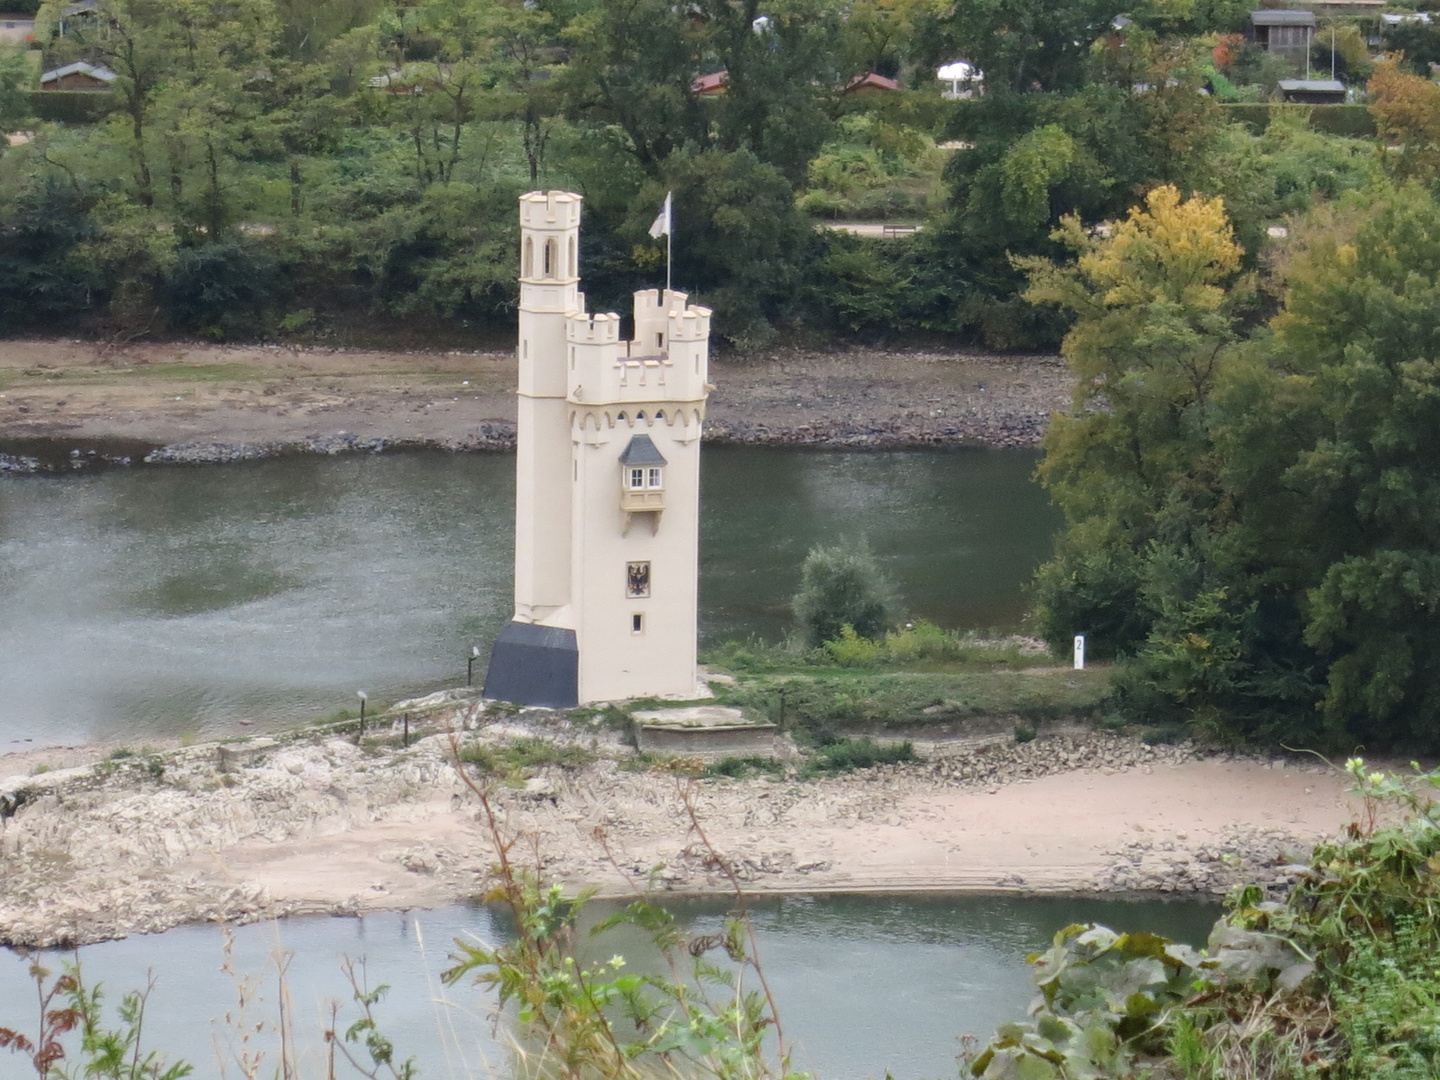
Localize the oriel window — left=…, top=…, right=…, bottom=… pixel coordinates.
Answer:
left=628, top=467, right=646, bottom=490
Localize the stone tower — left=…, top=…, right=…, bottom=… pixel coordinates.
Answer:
left=483, top=190, right=713, bottom=706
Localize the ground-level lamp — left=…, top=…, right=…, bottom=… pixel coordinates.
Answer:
left=356, top=690, right=368, bottom=738
left=467, top=645, right=481, bottom=686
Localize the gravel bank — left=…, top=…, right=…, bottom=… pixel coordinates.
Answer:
left=0, top=696, right=1354, bottom=947
left=0, top=343, right=1070, bottom=472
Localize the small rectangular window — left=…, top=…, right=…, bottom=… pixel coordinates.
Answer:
left=631, top=613, right=644, bottom=634
left=629, top=467, right=645, bottom=490
left=656, top=332, right=664, bottom=349
left=647, top=467, right=663, bottom=489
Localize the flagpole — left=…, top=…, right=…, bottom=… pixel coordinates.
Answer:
left=650, top=190, right=673, bottom=298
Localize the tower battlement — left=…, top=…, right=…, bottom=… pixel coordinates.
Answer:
left=519, top=190, right=582, bottom=231
left=666, top=305, right=712, bottom=343
left=566, top=311, right=622, bottom=345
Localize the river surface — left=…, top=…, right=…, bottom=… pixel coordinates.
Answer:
left=0, top=448, right=1057, bottom=747
left=0, top=893, right=1218, bottom=1080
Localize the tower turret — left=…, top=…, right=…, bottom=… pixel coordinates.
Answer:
left=513, top=191, right=582, bottom=623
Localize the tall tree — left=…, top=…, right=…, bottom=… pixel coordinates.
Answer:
left=1220, top=186, right=1440, bottom=747
left=1022, top=184, right=1249, bottom=657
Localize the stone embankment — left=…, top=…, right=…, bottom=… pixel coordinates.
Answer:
left=0, top=696, right=1348, bottom=948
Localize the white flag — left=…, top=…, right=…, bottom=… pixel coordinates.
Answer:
left=648, top=191, right=672, bottom=238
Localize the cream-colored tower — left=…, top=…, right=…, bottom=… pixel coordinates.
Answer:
left=484, top=191, right=713, bottom=706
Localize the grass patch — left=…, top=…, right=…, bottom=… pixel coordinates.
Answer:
left=800, top=737, right=914, bottom=777
left=723, top=668, right=1107, bottom=737
left=116, top=362, right=272, bottom=383
left=456, top=736, right=595, bottom=779
left=703, top=755, right=785, bottom=780
left=703, top=625, right=1046, bottom=677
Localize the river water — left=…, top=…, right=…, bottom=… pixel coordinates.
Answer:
left=0, top=448, right=1057, bottom=747
left=0, top=893, right=1219, bottom=1080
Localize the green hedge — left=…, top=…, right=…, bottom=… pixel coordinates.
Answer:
left=26, top=90, right=119, bottom=124
left=1217, top=102, right=1375, bottom=138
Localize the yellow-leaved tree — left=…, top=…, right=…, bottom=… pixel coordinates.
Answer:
left=1020, top=184, right=1250, bottom=658
left=1369, top=57, right=1440, bottom=184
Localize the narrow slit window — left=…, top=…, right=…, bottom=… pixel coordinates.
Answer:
left=523, top=237, right=534, bottom=277
left=656, top=332, right=664, bottom=349
left=631, top=613, right=644, bottom=634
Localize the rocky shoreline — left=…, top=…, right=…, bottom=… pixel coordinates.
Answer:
left=0, top=694, right=1348, bottom=949
left=0, top=412, right=1047, bottom=475
left=0, top=342, right=1069, bottom=473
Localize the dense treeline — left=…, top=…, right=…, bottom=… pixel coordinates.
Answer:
left=0, top=0, right=1417, bottom=345
left=1028, top=145, right=1440, bottom=750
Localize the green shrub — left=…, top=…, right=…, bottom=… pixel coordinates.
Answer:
left=162, top=239, right=284, bottom=338
left=884, top=620, right=958, bottom=662
left=822, top=624, right=885, bottom=666
left=792, top=539, right=895, bottom=646
left=25, top=90, right=118, bottom=124
left=1309, top=104, right=1376, bottom=138
left=1013, top=723, right=1037, bottom=744
left=1216, top=102, right=1376, bottom=138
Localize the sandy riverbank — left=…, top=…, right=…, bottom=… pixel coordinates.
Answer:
left=0, top=693, right=1358, bottom=948
left=0, top=339, right=1067, bottom=468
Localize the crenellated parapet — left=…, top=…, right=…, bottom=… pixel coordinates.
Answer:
left=567, top=289, right=711, bottom=407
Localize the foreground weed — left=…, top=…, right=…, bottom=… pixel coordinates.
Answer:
left=966, top=757, right=1440, bottom=1080
left=0, top=958, right=191, bottom=1079
left=443, top=731, right=802, bottom=1080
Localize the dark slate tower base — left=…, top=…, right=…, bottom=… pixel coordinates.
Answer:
left=482, top=622, right=579, bottom=707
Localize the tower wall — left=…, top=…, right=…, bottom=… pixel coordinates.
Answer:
left=572, top=410, right=702, bottom=702
left=515, top=190, right=581, bottom=618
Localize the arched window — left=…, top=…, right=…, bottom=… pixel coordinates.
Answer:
left=616, top=411, right=628, bottom=424
left=568, top=238, right=576, bottom=278
left=636, top=410, right=647, bottom=422
left=523, top=237, right=534, bottom=278
left=544, top=238, right=557, bottom=277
